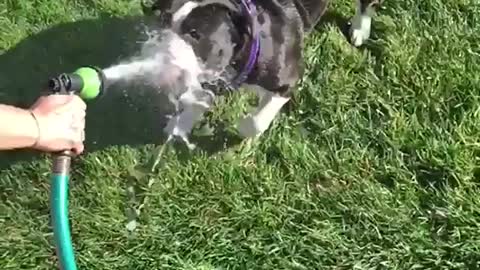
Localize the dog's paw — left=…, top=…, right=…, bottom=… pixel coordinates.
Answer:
left=163, top=117, right=196, bottom=150
left=164, top=116, right=182, bottom=137
left=237, top=116, right=265, bottom=138
left=349, top=15, right=372, bottom=47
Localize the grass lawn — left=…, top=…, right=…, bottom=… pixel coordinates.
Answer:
left=1, top=0, right=480, bottom=269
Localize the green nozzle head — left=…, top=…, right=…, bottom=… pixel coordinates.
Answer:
left=47, top=66, right=107, bottom=100
left=72, top=66, right=105, bottom=100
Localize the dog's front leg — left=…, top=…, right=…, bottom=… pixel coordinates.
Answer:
left=350, top=0, right=381, bottom=47
left=237, top=87, right=290, bottom=138
left=164, top=88, right=214, bottom=149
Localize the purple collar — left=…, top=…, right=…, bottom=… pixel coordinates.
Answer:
left=231, top=0, right=260, bottom=88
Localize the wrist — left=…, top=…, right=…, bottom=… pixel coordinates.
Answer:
left=28, top=110, right=41, bottom=148
left=17, top=108, right=40, bottom=149
left=0, top=105, right=40, bottom=150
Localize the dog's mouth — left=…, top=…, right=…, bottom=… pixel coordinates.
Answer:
left=158, top=31, right=239, bottom=98
left=167, top=0, right=261, bottom=90
left=138, top=0, right=262, bottom=96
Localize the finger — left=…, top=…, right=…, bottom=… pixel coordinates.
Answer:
left=78, top=108, right=87, bottom=120
left=69, top=113, right=86, bottom=134
left=67, top=132, right=84, bottom=155
left=55, top=96, right=87, bottom=113
left=44, top=94, right=76, bottom=106
left=69, top=95, right=87, bottom=111
left=64, top=95, right=87, bottom=109
left=64, top=125, right=83, bottom=145
left=30, top=95, right=74, bottom=112
left=72, top=142, right=85, bottom=155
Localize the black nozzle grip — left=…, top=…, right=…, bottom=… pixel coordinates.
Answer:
left=47, top=73, right=84, bottom=95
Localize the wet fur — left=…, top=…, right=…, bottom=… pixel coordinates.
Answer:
left=142, top=0, right=382, bottom=141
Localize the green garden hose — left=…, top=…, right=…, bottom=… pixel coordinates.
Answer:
left=51, top=151, right=76, bottom=270
left=47, top=66, right=106, bottom=270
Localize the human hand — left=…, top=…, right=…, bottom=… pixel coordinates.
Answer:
left=29, top=95, right=87, bottom=154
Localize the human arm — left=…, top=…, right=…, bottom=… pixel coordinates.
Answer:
left=0, top=95, right=86, bottom=154
left=0, top=104, right=40, bottom=150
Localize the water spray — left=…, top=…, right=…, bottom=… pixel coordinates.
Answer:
left=44, top=30, right=207, bottom=269
left=48, top=66, right=107, bottom=270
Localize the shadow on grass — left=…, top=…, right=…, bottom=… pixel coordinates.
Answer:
left=0, top=15, right=249, bottom=228
left=0, top=16, right=181, bottom=170
left=0, top=14, right=251, bottom=172
left=313, top=11, right=350, bottom=39
left=190, top=118, right=244, bottom=154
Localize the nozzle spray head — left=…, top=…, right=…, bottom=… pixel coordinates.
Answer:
left=48, top=66, right=107, bottom=100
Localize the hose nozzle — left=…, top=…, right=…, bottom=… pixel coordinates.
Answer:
left=48, top=66, right=107, bottom=100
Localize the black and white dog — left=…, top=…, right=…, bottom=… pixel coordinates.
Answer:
left=142, top=0, right=382, bottom=146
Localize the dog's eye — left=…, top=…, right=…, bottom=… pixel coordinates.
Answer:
left=189, top=29, right=201, bottom=40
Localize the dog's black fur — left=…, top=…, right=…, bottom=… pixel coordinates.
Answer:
left=143, top=0, right=380, bottom=96
left=142, top=0, right=382, bottom=140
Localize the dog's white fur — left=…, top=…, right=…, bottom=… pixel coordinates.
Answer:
left=158, top=27, right=212, bottom=148
left=238, top=85, right=290, bottom=138
left=350, top=0, right=375, bottom=47
left=164, top=88, right=214, bottom=148
left=164, top=0, right=376, bottom=146
left=165, top=1, right=291, bottom=143
left=172, top=1, right=199, bottom=30
left=164, top=85, right=288, bottom=147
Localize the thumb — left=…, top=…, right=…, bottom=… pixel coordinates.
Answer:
left=45, top=95, right=76, bottom=107
left=31, top=95, right=76, bottom=112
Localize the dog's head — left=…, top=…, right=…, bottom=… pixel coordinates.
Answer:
left=147, top=1, right=250, bottom=74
